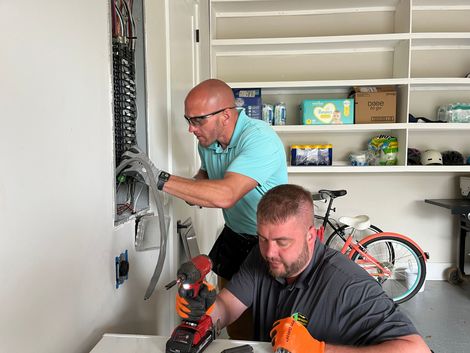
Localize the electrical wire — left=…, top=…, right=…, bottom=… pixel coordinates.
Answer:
left=122, top=0, right=136, bottom=49
left=112, top=0, right=117, bottom=36
left=133, top=181, right=145, bottom=206
left=119, top=0, right=128, bottom=39
left=122, top=0, right=135, bottom=38
left=114, top=2, right=125, bottom=38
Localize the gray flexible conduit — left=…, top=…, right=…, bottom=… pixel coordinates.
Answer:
left=116, top=154, right=168, bottom=300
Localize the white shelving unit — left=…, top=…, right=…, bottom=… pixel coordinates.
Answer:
left=209, top=0, right=470, bottom=173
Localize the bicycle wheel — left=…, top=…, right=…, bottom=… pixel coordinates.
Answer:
left=350, top=234, right=426, bottom=304
left=325, top=224, right=382, bottom=252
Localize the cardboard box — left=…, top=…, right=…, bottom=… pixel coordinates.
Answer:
left=300, top=99, right=354, bottom=125
left=232, top=88, right=262, bottom=119
left=351, top=86, right=396, bottom=124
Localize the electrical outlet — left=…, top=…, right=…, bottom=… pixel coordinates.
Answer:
left=115, top=250, right=129, bottom=289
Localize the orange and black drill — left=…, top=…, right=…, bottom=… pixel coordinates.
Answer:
left=165, top=255, right=216, bottom=353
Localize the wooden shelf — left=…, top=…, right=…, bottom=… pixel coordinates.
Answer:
left=273, top=123, right=470, bottom=134
left=212, top=34, right=410, bottom=54
left=410, top=78, right=470, bottom=90
left=411, top=32, right=470, bottom=40
left=288, top=165, right=470, bottom=174
left=212, top=0, right=402, bottom=16
left=228, top=79, right=409, bottom=90
left=273, top=124, right=408, bottom=133
left=412, top=0, right=470, bottom=11
left=407, top=123, right=470, bottom=131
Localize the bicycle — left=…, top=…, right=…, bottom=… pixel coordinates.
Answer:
left=313, top=189, right=428, bottom=303
left=335, top=214, right=428, bottom=303
left=313, top=189, right=383, bottom=250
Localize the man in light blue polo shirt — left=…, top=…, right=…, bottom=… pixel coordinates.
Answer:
left=157, top=79, right=286, bottom=279
left=187, top=79, right=287, bottom=281
left=198, top=105, right=287, bottom=244
left=150, top=79, right=287, bottom=339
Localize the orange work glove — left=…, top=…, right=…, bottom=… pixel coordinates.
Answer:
left=175, top=281, right=216, bottom=322
left=270, top=317, right=325, bottom=353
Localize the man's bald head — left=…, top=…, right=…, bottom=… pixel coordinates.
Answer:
left=185, top=79, right=235, bottom=114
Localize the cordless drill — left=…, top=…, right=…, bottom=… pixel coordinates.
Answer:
left=165, top=255, right=216, bottom=353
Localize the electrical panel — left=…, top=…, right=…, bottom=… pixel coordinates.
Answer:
left=111, top=0, right=149, bottom=224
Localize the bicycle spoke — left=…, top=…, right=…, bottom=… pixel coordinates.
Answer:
left=351, top=235, right=426, bottom=304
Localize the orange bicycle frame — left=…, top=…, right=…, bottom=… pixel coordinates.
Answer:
left=341, top=235, right=392, bottom=277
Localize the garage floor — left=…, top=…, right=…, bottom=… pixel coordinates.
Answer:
left=400, top=280, right=470, bottom=353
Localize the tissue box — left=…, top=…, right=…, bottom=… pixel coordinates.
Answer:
left=233, top=88, right=262, bottom=119
left=300, top=99, right=354, bottom=125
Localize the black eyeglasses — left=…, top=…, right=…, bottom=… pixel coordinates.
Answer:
left=184, top=106, right=236, bottom=127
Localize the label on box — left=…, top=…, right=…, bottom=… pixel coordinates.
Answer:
left=300, top=99, right=354, bottom=125
left=233, top=88, right=262, bottom=119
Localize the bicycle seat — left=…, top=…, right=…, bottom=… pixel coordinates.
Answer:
left=339, top=215, right=371, bottom=230
left=318, top=189, right=347, bottom=199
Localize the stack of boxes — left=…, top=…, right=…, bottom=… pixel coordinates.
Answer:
left=299, top=87, right=397, bottom=125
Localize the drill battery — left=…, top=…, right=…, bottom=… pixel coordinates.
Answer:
left=166, top=315, right=215, bottom=353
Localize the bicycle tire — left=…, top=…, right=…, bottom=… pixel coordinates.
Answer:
left=325, top=224, right=383, bottom=252
left=350, top=234, right=426, bottom=304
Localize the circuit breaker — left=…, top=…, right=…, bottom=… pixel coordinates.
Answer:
left=111, top=0, right=149, bottom=224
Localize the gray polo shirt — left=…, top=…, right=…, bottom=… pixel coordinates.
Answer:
left=226, top=239, right=418, bottom=345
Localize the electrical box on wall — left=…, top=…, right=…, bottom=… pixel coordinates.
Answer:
left=111, top=0, right=149, bottom=224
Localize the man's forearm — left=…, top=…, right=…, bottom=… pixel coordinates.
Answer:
left=209, top=300, right=232, bottom=333
left=325, top=335, right=430, bottom=353
left=210, top=289, right=249, bottom=335
left=163, top=174, right=237, bottom=208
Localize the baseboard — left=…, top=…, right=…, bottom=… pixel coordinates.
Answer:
left=426, top=262, right=453, bottom=280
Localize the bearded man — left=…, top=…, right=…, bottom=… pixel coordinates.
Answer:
left=176, top=184, right=431, bottom=353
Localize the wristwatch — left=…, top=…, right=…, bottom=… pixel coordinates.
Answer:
left=157, top=171, right=171, bottom=191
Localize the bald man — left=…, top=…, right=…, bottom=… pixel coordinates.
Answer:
left=157, top=79, right=287, bottom=338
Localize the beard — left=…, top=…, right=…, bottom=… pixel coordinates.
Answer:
left=264, top=240, right=310, bottom=279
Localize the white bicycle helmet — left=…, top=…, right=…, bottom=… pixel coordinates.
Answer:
left=421, top=150, right=443, bottom=165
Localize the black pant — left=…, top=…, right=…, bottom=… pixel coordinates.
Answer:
left=208, top=225, right=258, bottom=280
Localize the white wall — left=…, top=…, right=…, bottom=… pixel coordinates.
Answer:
left=0, top=0, right=175, bottom=352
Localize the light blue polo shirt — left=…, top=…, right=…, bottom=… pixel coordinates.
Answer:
left=198, top=109, right=287, bottom=235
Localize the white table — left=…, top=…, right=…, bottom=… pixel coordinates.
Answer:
left=90, top=333, right=272, bottom=353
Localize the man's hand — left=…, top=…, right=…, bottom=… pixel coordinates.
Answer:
left=176, top=281, right=216, bottom=322
left=116, top=145, right=163, bottom=188
left=270, top=317, right=325, bottom=353
left=122, top=146, right=161, bottom=178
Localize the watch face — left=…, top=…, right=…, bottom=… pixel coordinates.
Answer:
left=160, top=172, right=170, bottom=181
left=157, top=171, right=170, bottom=190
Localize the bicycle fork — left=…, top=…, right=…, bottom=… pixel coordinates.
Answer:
left=349, top=244, right=392, bottom=277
